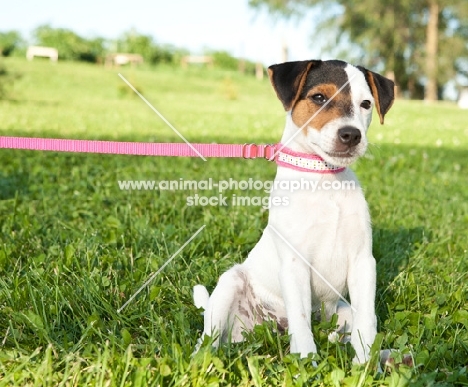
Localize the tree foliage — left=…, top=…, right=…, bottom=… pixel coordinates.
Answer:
left=33, top=25, right=105, bottom=62
left=115, top=29, right=186, bottom=65
left=249, top=0, right=468, bottom=99
left=30, top=26, right=187, bottom=66
left=0, top=31, right=24, bottom=57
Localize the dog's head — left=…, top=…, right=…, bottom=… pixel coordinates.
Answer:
left=268, top=60, right=394, bottom=167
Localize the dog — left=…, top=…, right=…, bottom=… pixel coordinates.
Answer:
left=193, top=59, right=395, bottom=365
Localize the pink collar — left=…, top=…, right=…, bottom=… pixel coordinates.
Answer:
left=276, top=145, right=346, bottom=174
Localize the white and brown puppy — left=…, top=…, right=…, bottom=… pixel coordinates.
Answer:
left=194, top=60, right=394, bottom=365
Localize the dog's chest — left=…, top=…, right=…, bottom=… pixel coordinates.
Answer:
left=270, top=171, right=371, bottom=301
left=303, top=196, right=363, bottom=300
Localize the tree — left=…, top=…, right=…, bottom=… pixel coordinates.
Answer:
left=0, top=31, right=24, bottom=56
left=425, top=0, right=439, bottom=101
left=116, top=29, right=188, bottom=65
left=33, top=25, right=105, bottom=62
left=249, top=0, right=468, bottom=100
left=117, top=30, right=157, bottom=62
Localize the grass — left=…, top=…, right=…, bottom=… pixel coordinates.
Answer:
left=0, top=57, right=467, bottom=386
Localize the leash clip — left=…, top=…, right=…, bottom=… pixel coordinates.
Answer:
left=242, top=143, right=257, bottom=159
left=242, top=143, right=277, bottom=161
left=264, top=144, right=277, bottom=161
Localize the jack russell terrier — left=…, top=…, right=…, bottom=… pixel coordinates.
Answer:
left=193, top=59, right=399, bottom=366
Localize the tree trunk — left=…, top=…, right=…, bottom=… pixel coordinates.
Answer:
left=425, top=0, right=439, bottom=101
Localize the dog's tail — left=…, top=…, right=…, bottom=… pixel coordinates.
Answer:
left=193, top=285, right=210, bottom=310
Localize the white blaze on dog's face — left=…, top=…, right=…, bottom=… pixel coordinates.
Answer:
left=268, top=60, right=395, bottom=167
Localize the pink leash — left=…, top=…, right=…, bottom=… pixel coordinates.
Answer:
left=0, top=136, right=277, bottom=160
left=0, top=137, right=345, bottom=173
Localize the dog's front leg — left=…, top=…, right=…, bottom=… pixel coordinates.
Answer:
left=279, top=256, right=316, bottom=358
left=348, top=253, right=377, bottom=363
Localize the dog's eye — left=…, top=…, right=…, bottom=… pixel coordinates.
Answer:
left=310, top=94, right=327, bottom=104
left=360, top=100, right=371, bottom=110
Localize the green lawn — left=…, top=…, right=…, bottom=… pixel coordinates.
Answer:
left=0, top=58, right=467, bottom=386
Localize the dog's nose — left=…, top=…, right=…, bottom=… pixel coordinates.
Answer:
left=338, top=126, right=361, bottom=147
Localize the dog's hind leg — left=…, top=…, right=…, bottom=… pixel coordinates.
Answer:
left=202, top=265, right=257, bottom=347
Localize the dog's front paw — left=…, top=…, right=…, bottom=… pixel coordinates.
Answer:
left=192, top=336, right=204, bottom=357
left=352, top=354, right=369, bottom=365
left=351, top=346, right=371, bottom=365
left=290, top=332, right=317, bottom=361
left=380, top=349, right=413, bottom=370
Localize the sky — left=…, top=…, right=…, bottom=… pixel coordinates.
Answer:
left=1, top=0, right=326, bottom=65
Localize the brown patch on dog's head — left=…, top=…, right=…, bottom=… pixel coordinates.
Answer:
left=292, top=83, right=354, bottom=132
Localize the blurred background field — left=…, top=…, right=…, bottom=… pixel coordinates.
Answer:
left=1, top=57, right=467, bottom=148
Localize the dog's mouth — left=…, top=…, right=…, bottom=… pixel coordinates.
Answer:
left=323, top=147, right=364, bottom=167
left=308, top=141, right=364, bottom=166
left=325, top=150, right=355, bottom=158
left=310, top=142, right=356, bottom=158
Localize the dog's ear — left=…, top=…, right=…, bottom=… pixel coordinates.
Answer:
left=268, top=60, right=320, bottom=111
left=357, top=67, right=395, bottom=124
